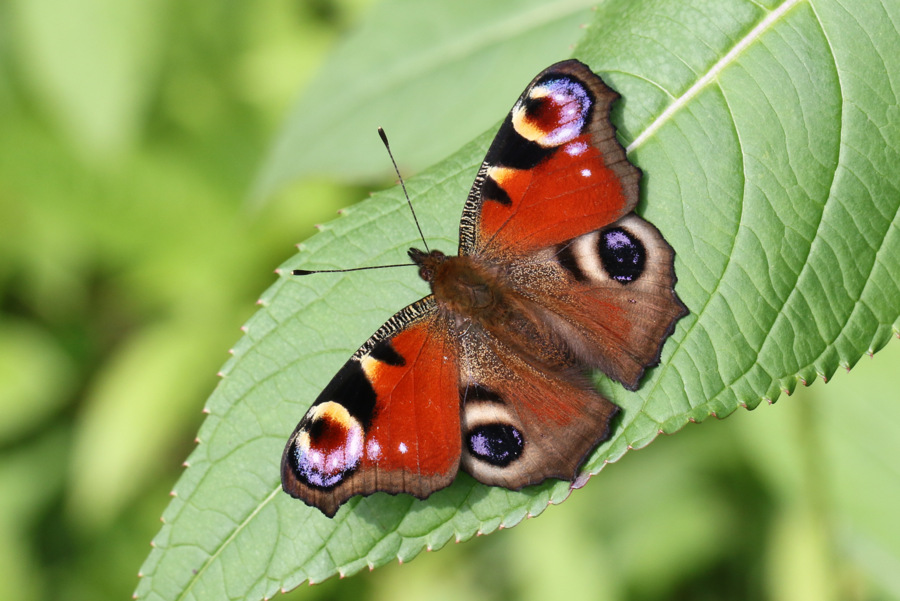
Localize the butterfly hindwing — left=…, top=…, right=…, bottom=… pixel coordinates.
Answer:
left=460, top=60, right=640, bottom=256
left=281, top=298, right=461, bottom=517
left=506, top=213, right=688, bottom=390
left=457, top=327, right=619, bottom=489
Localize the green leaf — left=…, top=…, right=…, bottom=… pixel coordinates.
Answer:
left=7, top=0, right=167, bottom=158
left=0, top=319, right=74, bottom=444
left=136, top=0, right=900, bottom=599
left=252, top=0, right=598, bottom=197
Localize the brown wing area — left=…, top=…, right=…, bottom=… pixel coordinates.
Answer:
left=281, top=298, right=461, bottom=517
left=452, top=213, right=686, bottom=489
left=459, top=59, right=640, bottom=256
left=508, top=213, right=688, bottom=390
left=457, top=326, right=619, bottom=489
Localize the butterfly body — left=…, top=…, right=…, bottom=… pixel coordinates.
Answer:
left=283, top=60, right=688, bottom=517
left=410, top=248, right=501, bottom=320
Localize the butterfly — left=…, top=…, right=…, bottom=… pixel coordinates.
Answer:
left=282, top=59, right=688, bottom=517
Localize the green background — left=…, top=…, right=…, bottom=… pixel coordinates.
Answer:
left=0, top=1, right=898, bottom=600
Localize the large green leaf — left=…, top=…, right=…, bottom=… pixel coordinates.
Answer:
left=136, top=0, right=900, bottom=599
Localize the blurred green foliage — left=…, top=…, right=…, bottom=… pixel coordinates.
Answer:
left=0, top=1, right=370, bottom=599
left=0, top=1, right=898, bottom=601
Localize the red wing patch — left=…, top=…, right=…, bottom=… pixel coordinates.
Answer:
left=359, top=322, right=460, bottom=476
left=479, top=135, right=630, bottom=252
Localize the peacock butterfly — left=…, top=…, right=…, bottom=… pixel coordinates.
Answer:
left=281, top=59, right=688, bottom=517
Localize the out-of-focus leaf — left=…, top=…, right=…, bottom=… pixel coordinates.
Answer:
left=730, top=341, right=900, bottom=599
left=7, top=0, right=167, bottom=158
left=137, top=0, right=900, bottom=599
left=0, top=429, right=68, bottom=601
left=820, top=351, right=900, bottom=599
left=67, top=321, right=221, bottom=530
left=0, top=319, right=74, bottom=443
left=252, top=0, right=598, bottom=197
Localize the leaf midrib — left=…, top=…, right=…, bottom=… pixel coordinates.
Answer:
left=627, top=0, right=804, bottom=153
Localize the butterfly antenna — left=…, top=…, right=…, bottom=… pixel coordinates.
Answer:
left=292, top=263, right=412, bottom=276
left=378, top=127, right=429, bottom=252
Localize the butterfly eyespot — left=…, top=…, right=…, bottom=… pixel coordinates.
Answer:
left=466, top=424, right=524, bottom=467
left=289, top=401, right=364, bottom=490
left=513, top=77, right=591, bottom=147
left=598, top=227, right=646, bottom=284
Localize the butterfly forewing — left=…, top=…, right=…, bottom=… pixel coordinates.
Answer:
left=281, top=298, right=461, bottom=517
left=460, top=60, right=640, bottom=257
